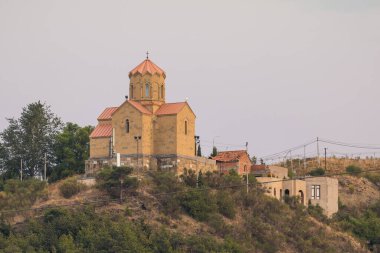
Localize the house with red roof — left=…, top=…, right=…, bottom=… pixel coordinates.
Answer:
left=86, top=57, right=216, bottom=175
left=212, top=150, right=252, bottom=175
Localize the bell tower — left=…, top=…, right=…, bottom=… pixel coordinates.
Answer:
left=128, top=54, right=166, bottom=113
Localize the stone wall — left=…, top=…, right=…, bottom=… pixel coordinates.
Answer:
left=85, top=154, right=217, bottom=177
left=89, top=137, right=110, bottom=158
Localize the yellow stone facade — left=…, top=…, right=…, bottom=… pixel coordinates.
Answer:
left=87, top=58, right=216, bottom=174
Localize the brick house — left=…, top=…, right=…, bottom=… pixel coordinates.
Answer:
left=212, top=150, right=252, bottom=175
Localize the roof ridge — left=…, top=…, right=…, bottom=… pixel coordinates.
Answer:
left=129, top=58, right=166, bottom=78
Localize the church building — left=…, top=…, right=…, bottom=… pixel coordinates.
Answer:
left=86, top=57, right=216, bottom=175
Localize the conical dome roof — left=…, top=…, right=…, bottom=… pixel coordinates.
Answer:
left=129, top=59, right=166, bottom=78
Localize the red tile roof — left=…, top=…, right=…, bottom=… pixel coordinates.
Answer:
left=155, top=102, right=187, bottom=115
left=97, top=107, right=118, bottom=120
left=128, top=100, right=152, bottom=114
left=212, top=150, right=249, bottom=162
left=251, top=165, right=267, bottom=171
left=89, top=124, right=112, bottom=138
left=129, top=59, right=166, bottom=78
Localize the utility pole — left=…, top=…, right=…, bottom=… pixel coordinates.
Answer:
left=290, top=150, right=293, bottom=176
left=324, top=148, right=327, bottom=172
left=20, top=159, right=23, bottom=181
left=317, top=137, right=321, bottom=167
left=134, top=136, right=142, bottom=180
left=196, top=171, right=199, bottom=188
left=120, top=178, right=123, bottom=203
left=44, top=153, right=47, bottom=181
left=246, top=168, right=249, bottom=194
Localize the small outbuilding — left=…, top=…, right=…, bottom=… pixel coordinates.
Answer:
left=212, top=150, right=251, bottom=175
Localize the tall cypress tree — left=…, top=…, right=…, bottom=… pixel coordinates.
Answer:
left=197, top=145, right=202, bottom=157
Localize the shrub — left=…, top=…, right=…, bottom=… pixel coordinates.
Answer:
left=179, top=190, right=217, bottom=221
left=365, top=173, right=380, bottom=187
left=346, top=165, right=362, bottom=176
left=308, top=204, right=328, bottom=223
left=59, top=178, right=86, bottom=199
left=309, top=168, right=325, bottom=176
left=216, top=190, right=236, bottom=219
left=96, top=166, right=138, bottom=199
left=180, top=169, right=197, bottom=187
left=149, top=171, right=184, bottom=217
left=0, top=179, right=47, bottom=213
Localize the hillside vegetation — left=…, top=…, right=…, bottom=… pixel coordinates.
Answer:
left=280, top=157, right=380, bottom=176
left=0, top=168, right=369, bottom=253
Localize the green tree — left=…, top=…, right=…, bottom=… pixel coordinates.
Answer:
left=346, top=165, right=362, bottom=176
left=197, top=145, right=202, bottom=157
left=1, top=101, right=62, bottom=178
left=216, top=190, right=236, bottom=219
left=309, top=167, right=325, bottom=176
left=51, top=123, right=93, bottom=181
left=96, top=166, right=138, bottom=199
left=251, top=156, right=257, bottom=165
left=211, top=146, right=218, bottom=157
left=0, top=142, right=7, bottom=176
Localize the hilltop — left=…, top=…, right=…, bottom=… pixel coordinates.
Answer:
left=0, top=168, right=371, bottom=253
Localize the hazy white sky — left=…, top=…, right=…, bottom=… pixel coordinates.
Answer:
left=0, top=0, right=379, bottom=158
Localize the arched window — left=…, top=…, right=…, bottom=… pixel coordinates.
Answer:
left=274, top=188, right=276, bottom=197
left=299, top=190, right=304, bottom=204
left=185, top=120, right=188, bottom=135
left=160, top=85, right=164, bottom=99
left=130, top=85, right=134, bottom=99
left=125, top=119, right=130, bottom=133
left=145, top=83, right=150, bottom=97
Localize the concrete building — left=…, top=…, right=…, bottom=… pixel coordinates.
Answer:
left=305, top=177, right=339, bottom=217
left=257, top=177, right=307, bottom=205
left=86, top=57, right=217, bottom=176
left=256, top=166, right=338, bottom=216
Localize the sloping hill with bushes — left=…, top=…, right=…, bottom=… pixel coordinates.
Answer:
left=0, top=168, right=370, bottom=253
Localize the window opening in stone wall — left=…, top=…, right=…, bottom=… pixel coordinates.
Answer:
left=125, top=119, right=130, bottom=133
left=311, top=185, right=321, bottom=200
left=145, top=83, right=150, bottom=97
left=185, top=120, right=188, bottom=135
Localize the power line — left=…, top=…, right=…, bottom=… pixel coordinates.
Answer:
left=319, top=138, right=380, bottom=150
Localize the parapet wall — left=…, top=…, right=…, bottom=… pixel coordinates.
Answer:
left=85, top=154, right=217, bottom=177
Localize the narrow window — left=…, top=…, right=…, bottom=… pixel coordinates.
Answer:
left=316, top=185, right=320, bottom=200
left=130, top=85, right=134, bottom=99
left=160, top=85, right=164, bottom=99
left=125, top=119, right=130, bottom=133
left=274, top=188, right=276, bottom=197
left=311, top=185, right=315, bottom=199
left=185, top=121, right=188, bottom=135
left=145, top=83, right=150, bottom=97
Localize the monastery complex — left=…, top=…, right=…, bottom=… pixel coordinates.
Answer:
left=85, top=56, right=338, bottom=217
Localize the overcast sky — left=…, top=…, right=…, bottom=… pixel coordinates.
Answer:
left=0, top=0, right=379, bottom=158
